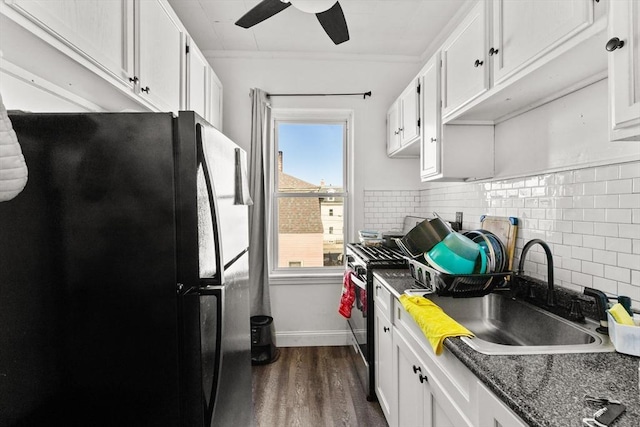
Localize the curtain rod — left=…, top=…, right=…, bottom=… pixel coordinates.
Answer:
left=266, top=91, right=372, bottom=99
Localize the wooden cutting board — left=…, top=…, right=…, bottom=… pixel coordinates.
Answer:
left=480, top=215, right=518, bottom=272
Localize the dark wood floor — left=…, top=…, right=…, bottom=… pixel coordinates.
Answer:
left=252, top=346, right=388, bottom=427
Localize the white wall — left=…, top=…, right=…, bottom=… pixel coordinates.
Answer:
left=208, top=54, right=424, bottom=345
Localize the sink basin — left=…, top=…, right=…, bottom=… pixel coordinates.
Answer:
left=424, top=293, right=614, bottom=355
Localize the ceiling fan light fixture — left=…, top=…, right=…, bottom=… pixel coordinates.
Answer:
left=289, top=0, right=337, bottom=14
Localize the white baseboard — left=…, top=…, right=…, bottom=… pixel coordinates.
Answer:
left=275, top=330, right=351, bottom=347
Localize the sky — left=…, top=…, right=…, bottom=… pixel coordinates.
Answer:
left=277, top=122, right=344, bottom=187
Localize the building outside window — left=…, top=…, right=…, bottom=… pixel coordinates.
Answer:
left=271, top=111, right=350, bottom=272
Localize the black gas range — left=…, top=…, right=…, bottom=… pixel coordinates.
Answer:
left=345, top=242, right=407, bottom=401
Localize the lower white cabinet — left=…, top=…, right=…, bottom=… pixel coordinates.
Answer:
left=394, top=328, right=471, bottom=427
left=477, top=381, right=527, bottom=427
left=373, top=280, right=527, bottom=427
left=374, top=304, right=394, bottom=422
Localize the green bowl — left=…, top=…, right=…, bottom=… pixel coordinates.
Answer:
left=425, top=232, right=486, bottom=275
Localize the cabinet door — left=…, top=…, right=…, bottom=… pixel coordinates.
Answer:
left=492, top=0, right=593, bottom=85
left=137, top=0, right=183, bottom=112
left=386, top=101, right=401, bottom=155
left=420, top=54, right=440, bottom=179
left=608, top=0, right=640, bottom=141
left=442, top=1, right=488, bottom=117
left=209, top=70, right=223, bottom=130
left=477, top=381, right=527, bottom=427
left=187, top=40, right=209, bottom=121
left=394, top=331, right=427, bottom=427
left=399, top=80, right=420, bottom=145
left=374, top=306, right=394, bottom=424
left=8, top=0, right=134, bottom=85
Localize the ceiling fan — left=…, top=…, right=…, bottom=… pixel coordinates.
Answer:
left=235, top=0, right=350, bottom=45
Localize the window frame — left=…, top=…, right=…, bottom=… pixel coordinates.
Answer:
left=268, top=109, right=354, bottom=281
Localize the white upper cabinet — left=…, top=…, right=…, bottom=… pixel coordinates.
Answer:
left=2, top=0, right=205, bottom=115
left=209, top=69, right=223, bottom=131
left=387, top=78, right=421, bottom=158
left=441, top=1, right=488, bottom=118
left=386, top=100, right=403, bottom=156
left=420, top=53, right=440, bottom=179
left=399, top=80, right=420, bottom=146
left=491, top=0, right=593, bottom=85
left=187, top=40, right=209, bottom=121
left=442, top=0, right=606, bottom=123
left=137, top=0, right=183, bottom=112
left=5, top=0, right=135, bottom=88
left=607, top=0, right=640, bottom=141
left=418, top=51, right=494, bottom=182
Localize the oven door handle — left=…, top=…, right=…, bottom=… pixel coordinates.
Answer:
left=349, top=272, right=367, bottom=290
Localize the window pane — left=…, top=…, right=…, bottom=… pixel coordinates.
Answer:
left=277, top=196, right=344, bottom=267
left=277, top=123, right=343, bottom=192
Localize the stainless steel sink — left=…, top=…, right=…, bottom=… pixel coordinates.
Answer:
left=425, top=293, right=614, bottom=355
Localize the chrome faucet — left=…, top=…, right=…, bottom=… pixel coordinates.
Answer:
left=518, top=239, right=555, bottom=307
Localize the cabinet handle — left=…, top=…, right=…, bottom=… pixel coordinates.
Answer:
left=394, top=130, right=400, bottom=135
left=398, top=127, right=404, bottom=132
left=488, top=47, right=499, bottom=56
left=430, top=137, right=437, bottom=142
left=383, top=326, right=390, bottom=333
left=128, top=76, right=139, bottom=84
left=412, top=365, right=421, bottom=374
left=141, top=86, right=151, bottom=93
left=419, top=374, right=428, bottom=384
left=606, top=37, right=625, bottom=52
left=474, top=59, right=484, bottom=67
left=375, top=284, right=381, bottom=290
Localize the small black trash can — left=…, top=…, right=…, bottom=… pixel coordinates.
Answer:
left=250, top=315, right=279, bottom=365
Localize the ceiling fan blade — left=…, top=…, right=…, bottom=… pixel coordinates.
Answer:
left=235, top=0, right=292, bottom=28
left=315, top=1, right=349, bottom=45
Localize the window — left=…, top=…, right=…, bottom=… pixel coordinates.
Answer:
left=271, top=110, right=351, bottom=273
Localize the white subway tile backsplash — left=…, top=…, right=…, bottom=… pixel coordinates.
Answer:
left=606, top=179, right=633, bottom=195
left=583, top=235, right=605, bottom=249
left=620, top=162, right=640, bottom=179
left=605, top=209, right=632, bottom=223
left=595, top=165, right=620, bottom=181
left=606, top=237, right=632, bottom=253
left=364, top=160, right=639, bottom=299
left=605, top=265, right=631, bottom=283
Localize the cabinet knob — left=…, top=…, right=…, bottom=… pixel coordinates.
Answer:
left=141, top=86, right=151, bottom=93
left=128, top=76, right=139, bottom=84
left=412, top=365, right=421, bottom=374
left=394, top=130, right=400, bottom=135
left=606, top=37, right=625, bottom=52
left=474, top=59, right=484, bottom=67
left=419, top=374, right=428, bottom=383
left=488, top=47, right=499, bottom=56
left=430, top=137, right=437, bottom=142
left=398, top=127, right=404, bottom=132
left=383, top=326, right=390, bottom=333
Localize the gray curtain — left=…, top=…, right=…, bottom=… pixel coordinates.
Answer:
left=248, top=88, right=272, bottom=317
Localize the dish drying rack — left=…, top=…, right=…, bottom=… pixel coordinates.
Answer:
left=405, top=257, right=513, bottom=298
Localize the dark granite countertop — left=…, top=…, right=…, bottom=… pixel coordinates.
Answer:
left=373, top=269, right=640, bottom=427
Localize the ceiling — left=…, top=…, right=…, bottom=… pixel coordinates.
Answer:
left=167, top=0, right=470, bottom=60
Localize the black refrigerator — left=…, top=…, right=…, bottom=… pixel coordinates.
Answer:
left=0, top=111, right=253, bottom=427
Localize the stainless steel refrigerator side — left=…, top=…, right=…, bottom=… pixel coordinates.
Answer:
left=176, top=111, right=253, bottom=426
left=0, top=112, right=181, bottom=425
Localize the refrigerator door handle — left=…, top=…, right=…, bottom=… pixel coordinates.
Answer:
left=196, top=124, right=224, bottom=282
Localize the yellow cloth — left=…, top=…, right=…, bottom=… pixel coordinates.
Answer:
left=399, top=295, right=474, bottom=355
